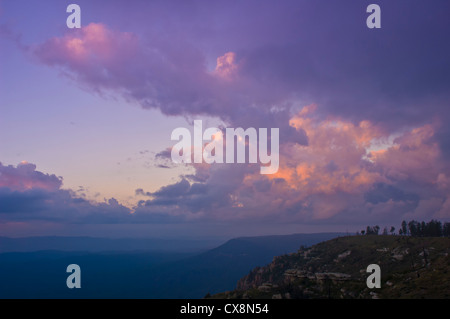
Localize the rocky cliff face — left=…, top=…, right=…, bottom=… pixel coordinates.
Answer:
left=211, top=235, right=450, bottom=299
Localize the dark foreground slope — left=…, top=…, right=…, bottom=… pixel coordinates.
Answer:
left=211, top=235, right=450, bottom=299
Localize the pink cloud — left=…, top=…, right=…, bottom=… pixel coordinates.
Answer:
left=24, top=19, right=450, bottom=227
left=33, top=23, right=140, bottom=92
left=213, top=52, right=239, bottom=80
left=0, top=161, right=62, bottom=192
left=30, top=22, right=303, bottom=130
left=145, top=105, right=450, bottom=224
left=0, top=162, right=133, bottom=224
left=35, top=23, right=138, bottom=65
left=371, top=124, right=442, bottom=184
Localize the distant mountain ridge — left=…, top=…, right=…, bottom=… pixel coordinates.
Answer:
left=204, top=233, right=344, bottom=263
left=0, top=236, right=222, bottom=253
left=144, top=232, right=344, bottom=298
left=0, top=232, right=343, bottom=298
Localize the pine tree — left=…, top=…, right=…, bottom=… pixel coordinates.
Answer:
left=390, top=226, right=396, bottom=235
left=401, top=221, right=408, bottom=236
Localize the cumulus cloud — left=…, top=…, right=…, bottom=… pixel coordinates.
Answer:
left=2, top=107, right=450, bottom=227
left=0, top=161, right=62, bottom=191
left=139, top=105, right=450, bottom=225
left=213, top=52, right=239, bottom=80
left=33, top=23, right=227, bottom=117
left=31, top=21, right=308, bottom=145
left=0, top=162, right=161, bottom=224
left=5, top=0, right=450, bottom=229
left=26, top=1, right=449, bottom=124
left=27, top=1, right=450, bottom=153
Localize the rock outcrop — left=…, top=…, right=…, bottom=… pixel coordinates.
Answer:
left=211, top=235, right=450, bottom=299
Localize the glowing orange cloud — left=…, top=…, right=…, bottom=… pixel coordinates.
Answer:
left=214, top=52, right=239, bottom=79
left=235, top=105, right=445, bottom=221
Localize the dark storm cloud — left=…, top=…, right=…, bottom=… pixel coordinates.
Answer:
left=0, top=163, right=181, bottom=224
left=364, top=183, right=420, bottom=205
left=29, top=1, right=450, bottom=124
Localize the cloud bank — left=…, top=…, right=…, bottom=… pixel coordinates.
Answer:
left=2, top=0, right=450, bottom=233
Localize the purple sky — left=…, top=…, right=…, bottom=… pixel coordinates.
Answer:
left=1, top=0, right=450, bottom=238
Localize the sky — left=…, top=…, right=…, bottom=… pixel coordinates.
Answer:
left=1, top=0, right=450, bottom=239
